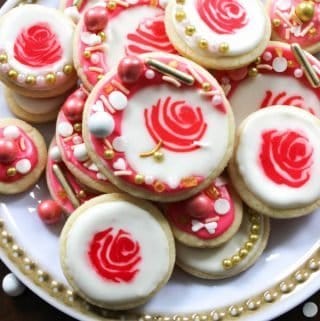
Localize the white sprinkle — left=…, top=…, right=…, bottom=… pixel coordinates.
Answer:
left=73, top=143, right=88, bottom=162
left=49, top=146, right=62, bottom=162
left=145, top=69, right=155, bottom=79
left=214, top=198, right=230, bottom=215
left=16, top=159, right=31, bottom=174
left=2, top=273, right=25, bottom=297
left=88, top=112, right=115, bottom=138
left=113, top=158, right=126, bottom=170
left=57, top=122, right=74, bottom=137
left=3, top=126, right=20, bottom=139
left=272, top=57, right=288, bottom=72
left=108, top=91, right=128, bottom=110
left=112, top=136, right=127, bottom=152
left=263, top=51, right=272, bottom=61
left=17, top=74, right=26, bottom=83
left=303, top=302, right=318, bottom=318
left=294, top=68, right=303, bottom=78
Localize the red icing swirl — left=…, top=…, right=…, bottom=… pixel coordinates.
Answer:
left=259, top=129, right=313, bottom=188
left=88, top=228, right=141, bottom=283
left=197, top=0, right=248, bottom=35
left=14, top=23, right=62, bottom=67
left=125, top=14, right=176, bottom=55
left=144, top=97, right=207, bottom=152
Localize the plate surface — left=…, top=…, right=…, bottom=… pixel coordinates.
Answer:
left=0, top=0, right=320, bottom=320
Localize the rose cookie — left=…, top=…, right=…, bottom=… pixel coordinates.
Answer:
left=56, top=88, right=119, bottom=193
left=0, top=118, right=46, bottom=195
left=164, top=0, right=271, bottom=70
left=176, top=208, right=270, bottom=279
left=229, top=106, right=320, bottom=218
left=163, top=176, right=242, bottom=248
left=4, top=87, right=69, bottom=124
left=214, top=42, right=320, bottom=126
left=83, top=53, right=235, bottom=202
left=60, top=193, right=175, bottom=309
left=74, top=0, right=176, bottom=89
left=267, top=0, right=320, bottom=53
left=0, top=5, right=77, bottom=98
left=47, top=140, right=100, bottom=215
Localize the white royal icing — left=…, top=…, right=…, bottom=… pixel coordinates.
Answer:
left=236, top=106, right=320, bottom=208
left=176, top=211, right=266, bottom=276
left=120, top=84, right=230, bottom=186
left=229, top=74, right=320, bottom=126
left=63, top=200, right=171, bottom=304
left=172, top=0, right=267, bottom=57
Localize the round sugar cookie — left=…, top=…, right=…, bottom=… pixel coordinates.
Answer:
left=0, top=118, right=47, bottom=194
left=176, top=208, right=270, bottom=279
left=228, top=106, right=320, bottom=218
left=56, top=88, right=119, bottom=193
left=74, top=0, right=176, bottom=89
left=214, top=41, right=320, bottom=126
left=165, top=0, right=271, bottom=70
left=47, top=140, right=100, bottom=215
left=83, top=52, right=235, bottom=202
left=4, top=87, right=68, bottom=123
left=0, top=5, right=77, bottom=98
left=60, top=193, right=175, bottom=310
left=164, top=176, right=243, bottom=248
left=267, top=0, right=320, bottom=53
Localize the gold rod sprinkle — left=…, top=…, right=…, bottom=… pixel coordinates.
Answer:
left=73, top=0, right=83, bottom=8
left=52, top=164, right=80, bottom=208
left=145, top=58, right=194, bottom=86
left=139, top=140, right=162, bottom=158
left=291, top=43, right=320, bottom=88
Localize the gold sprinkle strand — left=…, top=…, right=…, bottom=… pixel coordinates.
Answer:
left=291, top=43, right=320, bottom=88
left=140, top=140, right=163, bottom=158
left=52, top=164, right=80, bottom=208
left=146, top=59, right=194, bottom=85
left=73, top=0, right=84, bottom=8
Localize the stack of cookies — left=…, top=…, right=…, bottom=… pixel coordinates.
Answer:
left=1, top=0, right=320, bottom=310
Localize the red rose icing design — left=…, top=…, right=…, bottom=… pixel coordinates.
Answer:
left=88, top=228, right=141, bottom=283
left=259, top=129, right=313, bottom=188
left=197, top=0, right=248, bottom=35
left=144, top=97, right=207, bottom=152
left=14, top=23, right=62, bottom=67
left=126, top=14, right=176, bottom=55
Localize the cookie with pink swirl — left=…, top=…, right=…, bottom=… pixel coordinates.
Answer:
left=165, top=0, right=271, bottom=69
left=228, top=106, right=320, bottom=218
left=82, top=52, right=235, bottom=202
left=60, top=193, right=175, bottom=309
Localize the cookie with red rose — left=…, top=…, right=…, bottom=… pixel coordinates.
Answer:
left=228, top=106, right=320, bottom=218
left=82, top=52, right=235, bottom=202
left=164, top=0, right=271, bottom=69
left=0, top=118, right=47, bottom=195
left=0, top=5, right=77, bottom=98
left=60, top=193, right=175, bottom=310
left=163, top=176, right=243, bottom=248
left=73, top=0, right=176, bottom=89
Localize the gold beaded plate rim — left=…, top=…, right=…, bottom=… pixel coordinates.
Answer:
left=0, top=217, right=319, bottom=321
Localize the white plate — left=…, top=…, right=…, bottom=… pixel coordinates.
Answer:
left=0, top=0, right=320, bottom=320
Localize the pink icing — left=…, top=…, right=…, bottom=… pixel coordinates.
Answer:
left=46, top=142, right=98, bottom=215
left=269, top=0, right=320, bottom=48
left=0, top=126, right=38, bottom=183
left=86, top=56, right=227, bottom=195
left=164, top=181, right=235, bottom=239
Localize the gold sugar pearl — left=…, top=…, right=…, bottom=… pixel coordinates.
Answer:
left=309, top=27, right=317, bottom=35
left=98, top=31, right=106, bottom=41
left=245, top=241, right=254, bottom=251
left=251, top=224, right=260, bottom=234
left=239, top=248, right=248, bottom=258
left=255, top=57, right=261, bottom=65
left=249, top=214, right=260, bottom=223
left=185, top=25, right=196, bottom=36
left=0, top=53, right=7, bottom=63
left=231, top=255, right=241, bottom=265
left=104, top=149, right=115, bottom=160
left=8, top=70, right=17, bottom=79
left=202, top=82, right=212, bottom=92
left=7, top=167, right=17, bottom=177
left=176, top=0, right=185, bottom=4
left=153, top=151, right=164, bottom=162
left=218, top=42, right=229, bottom=54
left=97, top=74, right=104, bottom=81
left=135, top=174, right=144, bottom=184
left=222, top=259, right=233, bottom=269
left=63, top=64, right=73, bottom=75
left=107, top=1, right=116, bottom=9
left=198, top=39, right=208, bottom=49
left=74, top=123, right=82, bottom=132
left=83, top=50, right=91, bottom=58
left=272, top=18, right=281, bottom=27
left=248, top=68, right=258, bottom=77
left=46, top=73, right=56, bottom=84
left=25, top=75, right=36, bottom=85
left=175, top=10, right=186, bottom=22
left=295, top=1, right=315, bottom=22
left=249, top=234, right=259, bottom=242
left=77, top=190, right=87, bottom=199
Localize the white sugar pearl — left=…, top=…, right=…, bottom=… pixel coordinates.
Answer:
left=73, top=143, right=88, bottom=162
left=90, top=53, right=100, bottom=65
left=36, top=76, right=45, bottom=86
left=303, top=302, right=318, bottom=318
left=49, top=146, right=62, bottom=162
left=72, top=136, right=83, bottom=145
left=145, top=69, right=155, bottom=79
left=2, top=273, right=25, bottom=297
left=214, top=198, right=230, bottom=215
left=0, top=64, right=10, bottom=73
left=159, top=0, right=168, bottom=8
left=17, top=74, right=26, bottom=83
left=108, top=91, right=128, bottom=110
left=88, top=112, right=115, bottom=138
left=212, top=95, right=222, bottom=106
left=3, top=126, right=20, bottom=139
left=57, top=122, right=73, bottom=137
left=263, top=51, right=272, bottom=61
left=294, top=68, right=303, bottom=78
left=64, top=6, right=80, bottom=24
left=16, top=159, right=31, bottom=174
left=112, top=136, right=126, bottom=152
left=272, top=57, right=288, bottom=73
